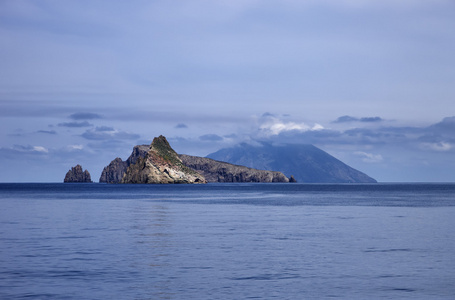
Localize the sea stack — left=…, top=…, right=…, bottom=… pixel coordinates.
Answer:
left=64, top=165, right=92, bottom=183
left=121, top=135, right=207, bottom=184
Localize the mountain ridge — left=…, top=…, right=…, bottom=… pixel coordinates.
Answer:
left=179, top=154, right=290, bottom=183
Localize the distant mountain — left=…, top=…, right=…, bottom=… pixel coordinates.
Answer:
left=207, top=143, right=377, bottom=183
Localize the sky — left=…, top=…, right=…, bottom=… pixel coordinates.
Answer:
left=1, top=0, right=454, bottom=182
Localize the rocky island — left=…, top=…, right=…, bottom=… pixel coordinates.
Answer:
left=99, top=135, right=291, bottom=184
left=64, top=165, right=92, bottom=183
left=119, top=135, right=206, bottom=184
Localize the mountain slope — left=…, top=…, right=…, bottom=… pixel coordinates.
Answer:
left=207, top=143, right=377, bottom=183
left=179, top=154, right=290, bottom=183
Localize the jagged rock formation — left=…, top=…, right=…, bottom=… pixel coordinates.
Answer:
left=120, top=136, right=206, bottom=184
left=179, top=154, right=290, bottom=183
left=99, top=145, right=149, bottom=183
left=207, top=143, right=377, bottom=183
left=64, top=165, right=92, bottom=183
left=126, top=145, right=150, bottom=166
left=99, top=158, right=127, bottom=184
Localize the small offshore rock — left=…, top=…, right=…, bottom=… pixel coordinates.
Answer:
left=289, top=175, right=297, bottom=183
left=64, top=165, right=92, bottom=183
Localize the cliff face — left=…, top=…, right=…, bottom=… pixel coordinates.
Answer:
left=99, top=145, right=149, bottom=183
left=99, top=157, right=128, bottom=184
left=120, top=136, right=207, bottom=184
left=126, top=145, right=150, bottom=166
left=179, top=154, right=290, bottom=183
left=64, top=165, right=92, bottom=183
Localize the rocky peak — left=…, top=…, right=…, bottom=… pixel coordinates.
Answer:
left=121, top=136, right=207, bottom=184
left=152, top=135, right=172, bottom=151
left=64, top=165, right=92, bottom=183
left=149, top=135, right=184, bottom=167
left=126, top=145, right=149, bottom=166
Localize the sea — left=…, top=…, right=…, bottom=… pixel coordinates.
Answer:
left=0, top=183, right=454, bottom=299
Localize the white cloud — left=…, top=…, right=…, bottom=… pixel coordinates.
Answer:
left=32, top=146, right=48, bottom=153
left=259, top=116, right=324, bottom=136
left=312, top=123, right=324, bottom=131
left=420, top=142, right=452, bottom=152
left=68, top=145, right=84, bottom=151
left=354, top=151, right=383, bottom=163
left=9, top=145, right=49, bottom=154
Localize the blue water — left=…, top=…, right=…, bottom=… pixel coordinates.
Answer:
left=1, top=183, right=454, bottom=299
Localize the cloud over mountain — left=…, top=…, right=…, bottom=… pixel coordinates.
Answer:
left=257, top=114, right=324, bottom=136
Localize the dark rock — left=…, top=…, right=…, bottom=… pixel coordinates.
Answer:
left=126, top=145, right=150, bottom=166
left=99, top=158, right=128, bottom=184
left=179, top=154, right=289, bottom=183
left=99, top=145, right=149, bottom=183
left=64, top=165, right=92, bottom=183
left=289, top=175, right=297, bottom=183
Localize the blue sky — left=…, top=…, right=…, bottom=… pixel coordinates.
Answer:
left=1, top=0, right=454, bottom=182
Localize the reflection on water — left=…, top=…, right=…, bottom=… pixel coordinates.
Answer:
left=130, top=204, right=174, bottom=298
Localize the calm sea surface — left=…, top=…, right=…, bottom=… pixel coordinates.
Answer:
left=1, top=183, right=454, bottom=299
